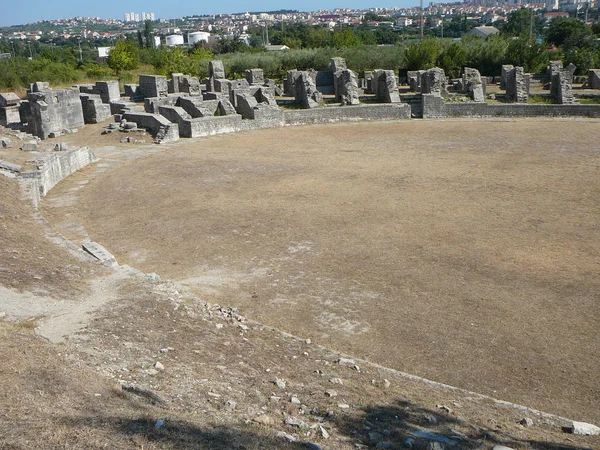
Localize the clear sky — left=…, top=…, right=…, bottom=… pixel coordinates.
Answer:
left=1, top=0, right=423, bottom=27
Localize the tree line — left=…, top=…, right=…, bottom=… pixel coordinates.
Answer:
left=1, top=12, right=600, bottom=91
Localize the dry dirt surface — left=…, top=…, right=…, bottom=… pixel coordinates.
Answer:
left=42, top=118, right=600, bottom=426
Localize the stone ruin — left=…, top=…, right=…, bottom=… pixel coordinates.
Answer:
left=462, top=68, right=485, bottom=103
left=0, top=92, right=22, bottom=126
left=207, top=60, right=226, bottom=93
left=19, top=86, right=85, bottom=139
left=246, top=69, right=264, bottom=85
left=372, top=70, right=400, bottom=103
left=506, top=66, right=529, bottom=103
left=139, top=75, right=169, bottom=98
left=294, top=71, right=322, bottom=108
left=330, top=58, right=360, bottom=106
left=549, top=60, right=563, bottom=97
left=553, top=69, right=575, bottom=104
left=407, top=70, right=425, bottom=92
left=421, top=68, right=447, bottom=96
left=168, top=73, right=201, bottom=96
left=588, top=69, right=600, bottom=89
left=500, top=65, right=513, bottom=91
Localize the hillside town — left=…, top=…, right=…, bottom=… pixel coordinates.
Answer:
left=0, top=0, right=596, bottom=47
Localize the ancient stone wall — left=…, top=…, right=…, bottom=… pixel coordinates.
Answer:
left=24, top=87, right=85, bottom=139
left=138, top=75, right=168, bottom=99
left=19, top=146, right=98, bottom=208
left=122, top=112, right=179, bottom=143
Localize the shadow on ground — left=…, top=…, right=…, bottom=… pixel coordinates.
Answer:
left=331, top=400, right=591, bottom=450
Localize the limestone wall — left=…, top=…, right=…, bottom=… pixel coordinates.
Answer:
left=19, top=146, right=98, bottom=208
left=423, top=98, right=600, bottom=119
left=283, top=104, right=411, bottom=125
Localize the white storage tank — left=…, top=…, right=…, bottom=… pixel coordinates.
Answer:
left=188, top=31, right=211, bottom=45
left=165, top=34, right=184, bottom=47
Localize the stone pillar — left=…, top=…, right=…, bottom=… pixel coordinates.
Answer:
left=506, top=67, right=528, bottom=103
left=376, top=70, right=400, bottom=103
left=337, top=69, right=360, bottom=105
left=245, top=69, right=264, bottom=85
left=588, top=69, right=600, bottom=89
left=295, top=71, right=322, bottom=108
left=463, top=67, right=484, bottom=102
left=421, top=68, right=446, bottom=96
left=554, top=69, right=574, bottom=104
left=548, top=60, right=563, bottom=95
left=500, top=65, right=514, bottom=91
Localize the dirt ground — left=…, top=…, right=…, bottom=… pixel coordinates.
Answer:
left=42, top=119, right=600, bottom=426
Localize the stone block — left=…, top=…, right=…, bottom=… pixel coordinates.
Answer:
left=0, top=105, right=21, bottom=126
left=169, top=73, right=184, bottom=94
left=463, top=67, right=484, bottom=103
left=336, top=69, right=360, bottom=105
left=554, top=69, right=574, bottom=104
left=29, top=81, right=50, bottom=93
left=181, top=76, right=201, bottom=95
left=0, top=92, right=20, bottom=107
left=376, top=70, right=401, bottom=103
left=588, top=69, right=600, bottom=89
left=209, top=60, right=226, bottom=79
left=138, top=75, right=168, bottom=99
left=80, top=94, right=112, bottom=124
left=329, top=57, right=347, bottom=74
left=26, top=87, right=85, bottom=139
left=22, top=140, right=38, bottom=151
left=245, top=69, right=264, bottom=85
left=421, top=68, right=446, bottom=96
left=506, top=67, right=529, bottom=103
left=94, top=80, right=120, bottom=103
left=500, top=65, right=513, bottom=91
left=295, top=71, right=322, bottom=109
left=0, top=137, right=12, bottom=148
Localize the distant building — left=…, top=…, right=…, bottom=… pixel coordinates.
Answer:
left=265, top=44, right=290, bottom=51
left=97, top=46, right=112, bottom=61
left=468, top=25, right=500, bottom=38
left=395, top=17, right=413, bottom=27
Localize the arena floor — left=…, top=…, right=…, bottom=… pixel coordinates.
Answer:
left=44, top=119, right=600, bottom=423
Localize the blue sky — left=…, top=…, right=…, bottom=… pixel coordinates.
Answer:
left=1, top=0, right=423, bottom=27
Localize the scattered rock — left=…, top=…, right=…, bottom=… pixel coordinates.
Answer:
left=154, top=361, right=165, bottom=371
left=225, top=400, right=237, bottom=410
left=276, top=431, right=297, bottom=442
left=324, top=389, right=337, bottom=397
left=337, top=357, right=355, bottom=366
left=291, top=396, right=301, bottom=404
left=155, top=419, right=164, bottom=429
left=427, top=443, right=445, bottom=450
left=285, top=417, right=309, bottom=429
left=519, top=417, right=533, bottom=427
left=21, top=141, right=37, bottom=151
left=425, top=414, right=438, bottom=424
left=253, top=414, right=275, bottom=426
left=1, top=137, right=12, bottom=148
left=274, top=378, right=286, bottom=389
left=207, top=392, right=221, bottom=398
left=329, top=377, right=343, bottom=385
left=565, top=421, right=600, bottom=435
left=383, top=379, right=391, bottom=388
left=144, top=368, right=159, bottom=376
left=338, top=403, right=350, bottom=409
left=319, top=425, right=330, bottom=439
left=0, top=312, right=6, bottom=318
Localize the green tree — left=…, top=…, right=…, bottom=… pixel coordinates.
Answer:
left=437, top=42, right=468, bottom=78
left=143, top=20, right=154, bottom=48
left=546, top=17, right=591, bottom=46
left=107, top=40, right=139, bottom=75
left=403, top=38, right=443, bottom=70
left=330, top=28, right=361, bottom=48
left=503, top=8, right=543, bottom=38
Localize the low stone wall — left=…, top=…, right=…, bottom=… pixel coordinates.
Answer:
left=19, top=146, right=98, bottom=208
left=423, top=95, right=600, bottom=118
left=122, top=112, right=179, bottom=143
left=283, top=103, right=411, bottom=125
left=180, top=115, right=246, bottom=138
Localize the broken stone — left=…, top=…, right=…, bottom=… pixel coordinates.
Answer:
left=337, top=357, right=355, bottom=366
left=329, top=377, right=343, bottom=385
left=519, top=417, right=533, bottom=427
left=0, top=137, right=12, bottom=148
left=565, top=421, right=600, bottom=435
left=284, top=416, right=309, bottom=429
left=324, top=389, right=337, bottom=397
left=154, top=361, right=165, bottom=371
left=21, top=141, right=38, bottom=151
left=274, top=378, right=286, bottom=389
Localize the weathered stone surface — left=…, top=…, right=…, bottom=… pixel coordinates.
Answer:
left=124, top=84, right=141, bottom=100
left=168, top=73, right=184, bottom=93
left=588, top=69, right=600, bottom=89
left=29, top=81, right=50, bottom=93
left=407, top=70, right=423, bottom=92
left=463, top=67, right=484, bottom=103
left=0, top=105, right=21, bottom=126
left=235, top=93, right=259, bottom=119
left=506, top=67, right=528, bottom=103
left=94, top=81, right=120, bottom=103
left=80, top=94, right=111, bottom=124
left=549, top=60, right=563, bottom=95
left=209, top=60, right=226, bottom=79
left=122, top=112, right=179, bottom=143
left=567, top=421, right=600, bottom=435
left=24, top=87, right=85, bottom=139
left=554, top=69, right=575, bottom=104
left=0, top=137, right=12, bottom=148
left=0, top=92, right=20, bottom=107
left=295, top=71, right=322, bottom=109
left=139, top=75, right=168, bottom=99
left=180, top=76, right=201, bottom=95
left=375, top=70, right=400, bottom=103
left=329, top=57, right=347, bottom=74
left=500, top=65, right=514, bottom=90
left=421, top=68, right=446, bottom=96
left=364, top=71, right=375, bottom=94
left=337, top=69, right=360, bottom=106
left=245, top=68, right=264, bottom=85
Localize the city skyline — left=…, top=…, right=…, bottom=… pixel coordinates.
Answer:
left=0, top=0, right=436, bottom=27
